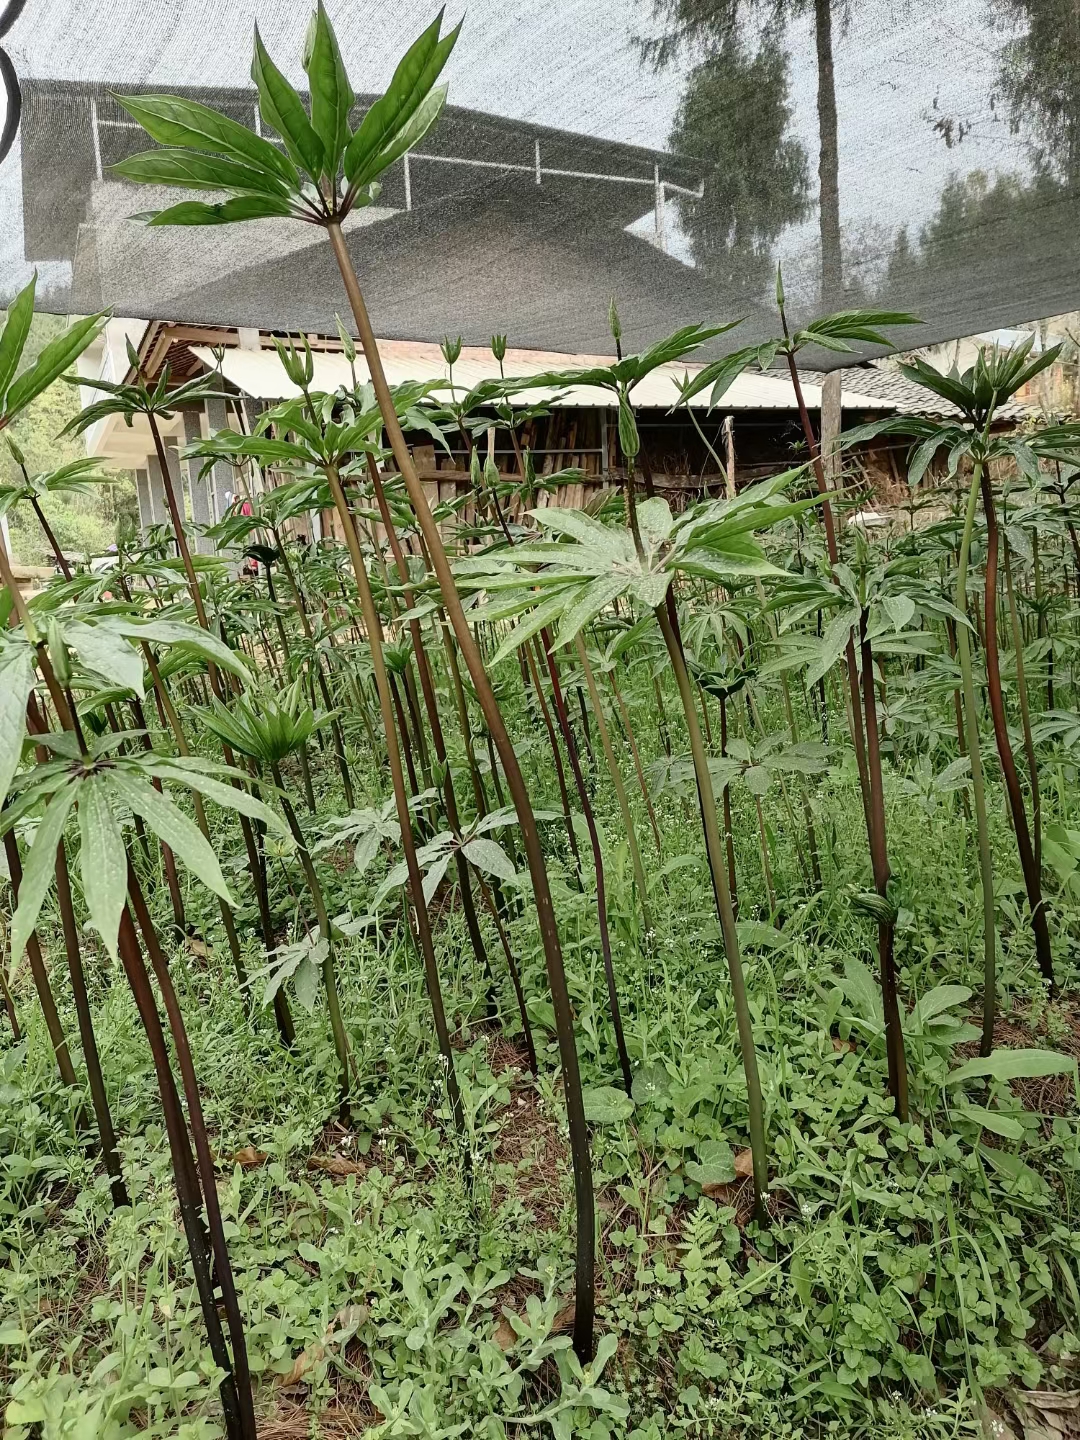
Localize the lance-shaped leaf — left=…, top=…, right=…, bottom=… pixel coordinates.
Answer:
left=0, top=649, right=36, bottom=812
left=549, top=574, right=629, bottom=652
left=619, top=322, right=739, bottom=385
left=137, top=757, right=290, bottom=836
left=351, top=84, right=448, bottom=196
left=8, top=782, right=78, bottom=973
left=112, top=148, right=292, bottom=197
left=252, top=24, right=325, bottom=179
left=77, top=776, right=128, bottom=961
left=795, top=309, right=921, bottom=351
left=108, top=617, right=250, bottom=680
left=488, top=589, right=582, bottom=667
left=140, top=195, right=297, bottom=227
left=115, top=93, right=298, bottom=185
left=3, top=314, right=106, bottom=426
left=678, top=344, right=760, bottom=408
left=304, top=1, right=354, bottom=177
left=421, top=850, right=453, bottom=903
left=373, top=859, right=409, bottom=908
left=108, top=769, right=234, bottom=906
left=948, top=1048, right=1075, bottom=1086
left=461, top=835, right=516, bottom=882
left=805, top=605, right=861, bottom=688
left=64, top=622, right=144, bottom=697
left=344, top=13, right=459, bottom=185
left=0, top=274, right=36, bottom=407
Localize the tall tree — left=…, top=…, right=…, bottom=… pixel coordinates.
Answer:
left=641, top=0, right=847, bottom=465
left=641, top=0, right=845, bottom=307
left=666, top=36, right=810, bottom=298
left=1000, top=0, right=1080, bottom=188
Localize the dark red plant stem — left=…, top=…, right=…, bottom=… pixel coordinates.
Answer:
left=56, top=838, right=129, bottom=1207
left=365, top=456, right=517, bottom=1033
left=128, top=868, right=255, bottom=1440
left=980, top=473, right=1054, bottom=987
left=859, top=616, right=908, bottom=1121
left=116, top=906, right=248, bottom=1440
left=30, top=497, right=70, bottom=578
left=26, top=694, right=128, bottom=1204
left=3, top=829, right=79, bottom=1090
left=542, top=636, right=633, bottom=1095
left=524, top=637, right=583, bottom=875
left=0, top=968, right=20, bottom=1039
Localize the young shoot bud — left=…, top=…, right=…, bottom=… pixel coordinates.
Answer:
left=617, top=395, right=640, bottom=459
left=336, top=316, right=356, bottom=363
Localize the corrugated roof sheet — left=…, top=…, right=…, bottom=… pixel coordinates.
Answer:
left=193, top=341, right=891, bottom=412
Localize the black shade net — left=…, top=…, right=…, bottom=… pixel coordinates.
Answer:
left=1, top=0, right=1077, bottom=364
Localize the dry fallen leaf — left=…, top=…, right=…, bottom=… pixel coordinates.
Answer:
left=734, top=1148, right=754, bottom=1178
left=492, top=1314, right=518, bottom=1351
left=702, top=1180, right=737, bottom=1203
left=232, top=1146, right=268, bottom=1168
left=1010, top=1391, right=1080, bottom=1440
left=552, top=1301, right=576, bottom=1333
left=280, top=1303, right=369, bottom=1388
left=307, top=1153, right=366, bottom=1178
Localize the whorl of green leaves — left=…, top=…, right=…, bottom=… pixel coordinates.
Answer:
left=4, top=736, right=286, bottom=971
left=111, top=7, right=460, bottom=228
left=199, top=679, right=326, bottom=765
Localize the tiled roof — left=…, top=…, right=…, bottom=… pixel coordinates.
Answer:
left=799, top=361, right=1032, bottom=422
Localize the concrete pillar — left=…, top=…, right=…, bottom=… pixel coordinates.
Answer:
left=147, top=455, right=167, bottom=528
left=135, top=468, right=152, bottom=534
left=150, top=442, right=188, bottom=538
left=205, top=396, right=236, bottom=521
left=165, top=439, right=186, bottom=512
left=182, top=409, right=213, bottom=553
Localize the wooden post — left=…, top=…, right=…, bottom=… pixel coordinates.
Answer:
left=722, top=415, right=736, bottom=500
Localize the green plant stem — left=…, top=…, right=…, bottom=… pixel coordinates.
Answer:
left=781, top=328, right=873, bottom=832
left=653, top=600, right=768, bottom=1222
left=524, top=637, right=583, bottom=874
left=321, top=462, right=465, bottom=1137
left=574, top=637, right=651, bottom=927
left=719, top=694, right=739, bottom=914
left=269, top=759, right=351, bottom=1107
left=608, top=669, right=663, bottom=853
left=326, top=221, right=594, bottom=1362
